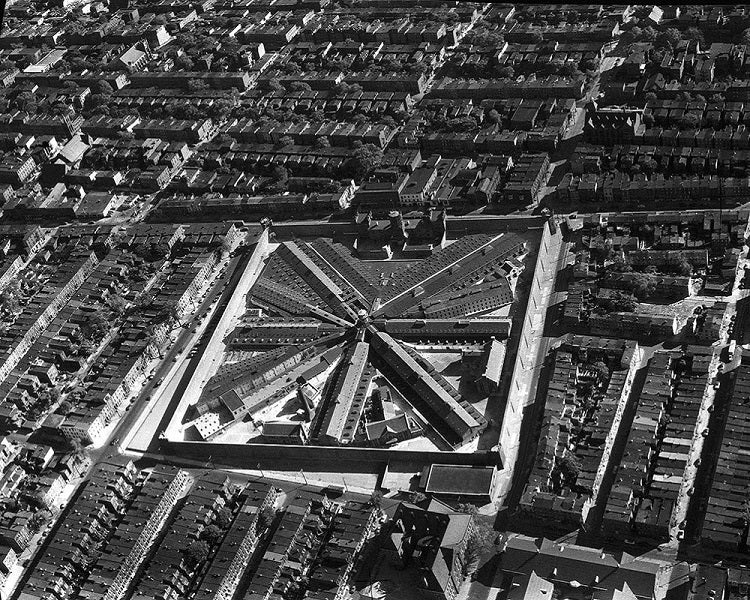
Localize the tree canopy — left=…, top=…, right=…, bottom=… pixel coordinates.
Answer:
left=343, top=143, right=383, bottom=180
left=184, top=540, right=210, bottom=568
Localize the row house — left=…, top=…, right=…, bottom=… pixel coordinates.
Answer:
left=602, top=353, right=674, bottom=539
left=237, top=23, right=301, bottom=50
left=0, top=154, right=36, bottom=186
left=128, top=71, right=252, bottom=90
left=300, top=14, right=452, bottom=45
left=132, top=118, right=214, bottom=143
left=20, top=459, right=138, bottom=600
left=154, top=190, right=348, bottom=221
left=192, top=482, right=280, bottom=600
left=431, top=76, right=585, bottom=100
left=557, top=173, right=750, bottom=208
left=223, top=119, right=393, bottom=149
left=130, top=473, right=236, bottom=600
left=702, top=363, right=750, bottom=550
left=0, top=252, right=98, bottom=384
left=500, top=152, right=551, bottom=206
left=502, top=20, right=620, bottom=43
left=242, top=88, right=413, bottom=118
left=637, top=127, right=750, bottom=151
left=80, top=466, right=191, bottom=600
left=0, top=112, right=83, bottom=137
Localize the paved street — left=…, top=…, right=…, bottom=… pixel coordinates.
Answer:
left=88, top=250, right=247, bottom=465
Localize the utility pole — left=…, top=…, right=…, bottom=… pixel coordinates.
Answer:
left=300, top=469, right=308, bottom=485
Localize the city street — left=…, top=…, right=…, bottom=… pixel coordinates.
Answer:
left=88, top=250, right=248, bottom=465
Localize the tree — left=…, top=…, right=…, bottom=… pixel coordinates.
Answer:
left=272, top=165, right=289, bottom=183
left=684, top=27, right=704, bottom=45
left=344, top=143, right=383, bottom=180
left=608, top=254, right=632, bottom=273
left=257, top=505, right=276, bottom=531
left=679, top=112, right=701, bottom=129
left=106, top=293, right=128, bottom=317
left=580, top=58, right=598, bottom=72
left=184, top=540, right=210, bottom=568
left=29, top=490, right=48, bottom=509
left=80, top=312, right=110, bottom=345
left=277, top=135, right=294, bottom=149
left=544, top=59, right=565, bottom=76
left=496, top=65, right=515, bottom=79
left=175, top=104, right=202, bottom=120
left=331, top=81, right=350, bottom=96
left=464, top=28, right=504, bottom=47
left=743, top=28, right=750, bottom=47
left=380, top=115, right=397, bottom=128
left=210, top=98, right=234, bottom=120
left=70, top=437, right=87, bottom=457
left=640, top=26, right=658, bottom=42
left=528, top=31, right=544, bottom=44
left=623, top=26, right=642, bottom=44
left=29, top=510, right=49, bottom=533
left=58, top=400, right=73, bottom=415
left=409, top=491, right=426, bottom=504
left=590, top=361, right=610, bottom=382
left=201, top=524, right=223, bottom=545
left=174, top=55, right=194, bottom=71
left=457, top=503, right=479, bottom=515
left=631, top=273, right=657, bottom=300
left=557, top=454, right=581, bottom=484
left=214, top=506, right=233, bottom=529
left=677, top=257, right=693, bottom=276
left=463, top=535, right=483, bottom=577
left=133, top=241, right=170, bottom=263
left=460, top=513, right=500, bottom=578
left=485, top=109, right=501, bottom=125
left=656, top=28, right=681, bottom=50
left=643, top=158, right=658, bottom=175
left=314, top=136, right=330, bottom=149
left=602, top=291, right=637, bottom=313
left=14, top=90, right=37, bottom=113
left=289, top=81, right=312, bottom=92
left=267, top=78, right=285, bottom=92
left=97, top=80, right=113, bottom=96
left=369, top=490, right=383, bottom=508
left=0, top=282, right=21, bottom=315
left=447, top=116, right=478, bottom=133
left=559, top=62, right=582, bottom=78
left=34, top=387, right=60, bottom=413
left=187, top=78, right=209, bottom=93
